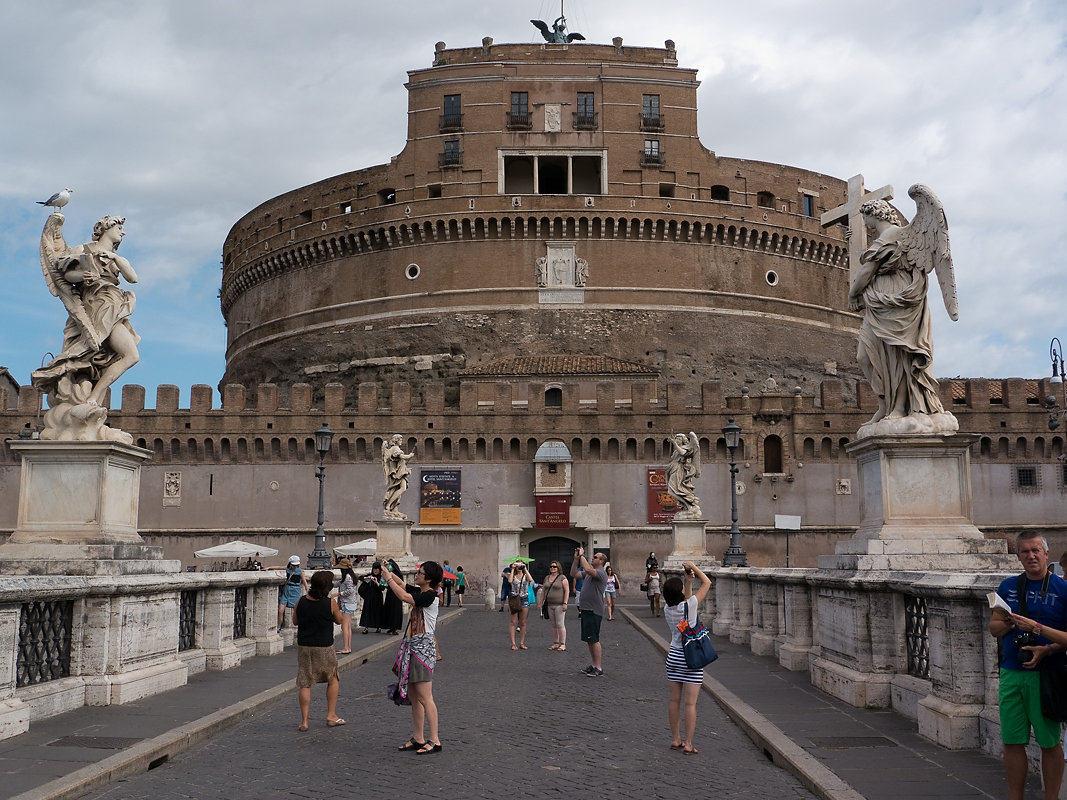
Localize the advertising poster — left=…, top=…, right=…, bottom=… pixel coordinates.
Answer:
left=420, top=469, right=461, bottom=524
left=647, top=468, right=679, bottom=523
left=536, top=495, right=570, bottom=529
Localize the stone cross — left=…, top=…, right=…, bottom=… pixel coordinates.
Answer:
left=820, top=174, right=893, bottom=284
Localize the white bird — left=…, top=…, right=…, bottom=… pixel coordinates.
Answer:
left=37, top=188, right=73, bottom=210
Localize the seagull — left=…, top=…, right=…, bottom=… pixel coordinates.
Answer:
left=37, top=188, right=73, bottom=210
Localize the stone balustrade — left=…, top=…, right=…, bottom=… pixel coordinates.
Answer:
left=703, top=565, right=1015, bottom=760
left=0, top=570, right=287, bottom=741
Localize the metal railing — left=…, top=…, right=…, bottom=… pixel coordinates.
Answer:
left=233, top=587, right=248, bottom=639
left=904, top=595, right=930, bottom=678
left=439, top=113, right=463, bottom=132
left=438, top=151, right=463, bottom=168
left=506, top=111, right=532, bottom=130
left=640, top=113, right=665, bottom=131
left=178, top=590, right=198, bottom=651
left=572, top=111, right=598, bottom=130
left=640, top=149, right=665, bottom=167
left=16, top=600, right=73, bottom=688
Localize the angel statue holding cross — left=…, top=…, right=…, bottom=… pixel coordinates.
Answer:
left=849, top=184, right=959, bottom=438
left=31, top=212, right=140, bottom=443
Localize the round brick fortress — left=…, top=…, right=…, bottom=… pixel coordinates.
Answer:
left=221, top=38, right=859, bottom=399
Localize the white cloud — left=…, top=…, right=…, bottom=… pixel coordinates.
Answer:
left=1, top=0, right=1065, bottom=395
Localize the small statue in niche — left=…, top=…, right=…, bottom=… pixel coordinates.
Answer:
left=536, top=256, right=548, bottom=287
left=574, top=257, right=588, bottom=287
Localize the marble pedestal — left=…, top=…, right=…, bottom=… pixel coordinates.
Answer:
left=0, top=441, right=179, bottom=575
left=661, top=518, right=718, bottom=575
left=818, top=433, right=1011, bottom=571
left=374, top=518, right=418, bottom=574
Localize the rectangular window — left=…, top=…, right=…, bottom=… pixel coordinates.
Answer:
left=508, top=92, right=531, bottom=129
left=441, top=94, right=462, bottom=131
left=641, top=94, right=663, bottom=130
left=439, top=139, right=461, bottom=168
left=642, top=139, right=662, bottom=166
left=574, top=92, right=596, bottom=130
left=1014, top=464, right=1041, bottom=494
left=802, top=194, right=816, bottom=217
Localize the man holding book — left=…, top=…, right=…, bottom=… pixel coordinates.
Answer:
left=989, top=531, right=1067, bottom=800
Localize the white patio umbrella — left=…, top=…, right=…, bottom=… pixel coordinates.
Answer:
left=332, top=537, right=377, bottom=557
left=193, top=540, right=280, bottom=559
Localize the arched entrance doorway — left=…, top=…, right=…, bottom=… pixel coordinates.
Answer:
left=528, top=534, right=583, bottom=584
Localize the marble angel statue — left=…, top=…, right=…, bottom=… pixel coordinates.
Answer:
left=666, top=432, right=702, bottom=520
left=849, top=185, right=959, bottom=437
left=31, top=212, right=140, bottom=443
left=381, top=434, right=416, bottom=519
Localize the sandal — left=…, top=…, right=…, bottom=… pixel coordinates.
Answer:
left=511, top=645, right=518, bottom=651
left=398, top=737, right=425, bottom=751
left=519, top=644, right=528, bottom=650
left=327, top=718, right=346, bottom=727
left=298, top=723, right=309, bottom=732
left=416, top=742, right=442, bottom=755
left=670, top=743, right=683, bottom=751
left=548, top=644, right=560, bottom=650
left=557, top=645, right=566, bottom=651
left=682, top=746, right=698, bottom=755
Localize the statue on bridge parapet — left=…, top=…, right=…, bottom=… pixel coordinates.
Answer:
left=31, top=212, right=140, bottom=444
left=847, top=184, right=959, bottom=438
left=382, top=434, right=416, bottom=520
left=666, top=431, right=702, bottom=520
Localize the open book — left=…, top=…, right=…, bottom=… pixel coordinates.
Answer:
left=987, top=591, right=1011, bottom=616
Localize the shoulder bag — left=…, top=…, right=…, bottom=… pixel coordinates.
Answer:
left=679, top=598, right=718, bottom=669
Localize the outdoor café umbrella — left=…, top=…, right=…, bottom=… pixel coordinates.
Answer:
left=193, top=540, right=279, bottom=559
left=333, top=537, right=378, bottom=557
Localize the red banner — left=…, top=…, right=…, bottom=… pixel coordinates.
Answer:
left=647, top=468, right=679, bottom=523
left=536, top=495, right=570, bottom=529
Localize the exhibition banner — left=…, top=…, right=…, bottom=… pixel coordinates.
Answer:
left=647, top=467, right=680, bottom=523
left=420, top=469, right=461, bottom=524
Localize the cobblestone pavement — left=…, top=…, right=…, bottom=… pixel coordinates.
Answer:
left=83, top=606, right=817, bottom=799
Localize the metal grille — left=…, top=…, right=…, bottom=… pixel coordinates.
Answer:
left=232, top=587, right=248, bottom=639
left=178, top=590, right=197, bottom=651
left=904, top=595, right=930, bottom=678
left=17, top=600, right=73, bottom=688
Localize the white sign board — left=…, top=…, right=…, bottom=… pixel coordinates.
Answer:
left=774, top=514, right=801, bottom=530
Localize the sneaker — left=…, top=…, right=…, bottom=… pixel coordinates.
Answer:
left=585, top=667, right=603, bottom=678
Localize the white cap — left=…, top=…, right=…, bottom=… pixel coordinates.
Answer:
left=288, top=555, right=300, bottom=565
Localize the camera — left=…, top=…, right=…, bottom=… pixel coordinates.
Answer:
left=1015, top=631, right=1040, bottom=663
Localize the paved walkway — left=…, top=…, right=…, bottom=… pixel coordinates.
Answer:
left=3, top=598, right=1036, bottom=799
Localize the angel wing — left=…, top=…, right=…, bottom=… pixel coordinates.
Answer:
left=39, top=213, right=103, bottom=349
left=381, top=440, right=390, bottom=477
left=530, top=19, right=553, bottom=42
left=567, top=33, right=586, bottom=42
left=899, top=184, right=958, bottom=321
left=688, top=432, right=701, bottom=478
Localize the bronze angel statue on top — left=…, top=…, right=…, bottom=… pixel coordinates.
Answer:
left=849, top=184, right=958, bottom=437
left=531, top=17, right=585, bottom=44
left=31, top=212, right=140, bottom=443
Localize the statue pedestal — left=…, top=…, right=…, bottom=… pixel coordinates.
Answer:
left=374, top=518, right=417, bottom=574
left=0, top=441, right=179, bottom=575
left=662, top=518, right=718, bottom=575
left=819, top=433, right=1012, bottom=571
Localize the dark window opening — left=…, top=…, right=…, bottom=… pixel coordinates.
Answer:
left=641, top=94, right=663, bottom=130
left=659, top=183, right=675, bottom=198
left=441, top=94, right=462, bottom=131
left=574, top=92, right=596, bottom=129
left=757, top=191, right=775, bottom=208
left=427, top=184, right=442, bottom=199
left=545, top=387, right=563, bottom=408
left=710, top=185, right=730, bottom=201
left=378, top=188, right=396, bottom=205
left=763, top=435, right=783, bottom=473
left=538, top=156, right=568, bottom=194
left=508, top=92, right=531, bottom=129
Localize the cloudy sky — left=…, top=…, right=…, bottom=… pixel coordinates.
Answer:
left=2, top=0, right=1065, bottom=407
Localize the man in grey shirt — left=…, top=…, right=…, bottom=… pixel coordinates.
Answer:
left=571, top=547, right=608, bottom=676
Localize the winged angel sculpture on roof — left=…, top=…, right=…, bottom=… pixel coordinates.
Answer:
left=849, top=184, right=958, bottom=438
left=31, top=212, right=140, bottom=443
left=531, top=17, right=585, bottom=44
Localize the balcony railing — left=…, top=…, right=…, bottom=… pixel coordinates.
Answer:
left=572, top=111, right=598, bottom=131
left=506, top=111, right=532, bottom=130
left=640, top=149, right=665, bottom=167
left=439, top=113, right=463, bottom=132
left=640, top=113, right=665, bottom=131
left=438, top=150, right=463, bottom=168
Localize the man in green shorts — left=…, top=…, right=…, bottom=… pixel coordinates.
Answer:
left=989, top=531, right=1067, bottom=800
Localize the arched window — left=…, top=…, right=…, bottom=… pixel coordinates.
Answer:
left=710, top=185, right=730, bottom=201
left=757, top=191, right=775, bottom=208
left=545, top=387, right=563, bottom=408
left=763, top=435, right=783, bottom=473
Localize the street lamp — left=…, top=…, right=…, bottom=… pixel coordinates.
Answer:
left=721, top=417, right=748, bottom=567
left=1046, top=338, right=1067, bottom=432
left=307, top=423, right=334, bottom=569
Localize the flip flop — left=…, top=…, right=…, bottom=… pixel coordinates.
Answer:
left=519, top=644, right=528, bottom=650
left=683, top=746, right=698, bottom=755
left=298, top=724, right=309, bottom=732
left=670, top=743, right=683, bottom=751
left=327, top=718, right=346, bottom=727
left=511, top=645, right=518, bottom=651
left=335, top=650, right=351, bottom=655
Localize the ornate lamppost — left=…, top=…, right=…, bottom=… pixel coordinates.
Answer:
left=721, top=418, right=748, bottom=567
left=1046, top=338, right=1067, bottom=432
left=307, top=423, right=334, bottom=569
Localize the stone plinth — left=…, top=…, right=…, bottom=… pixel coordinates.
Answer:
left=0, top=441, right=179, bottom=575
left=819, top=433, right=1012, bottom=571
left=375, top=518, right=418, bottom=574
left=661, top=518, right=718, bottom=575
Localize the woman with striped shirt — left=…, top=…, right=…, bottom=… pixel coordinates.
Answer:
left=662, top=561, right=711, bottom=755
